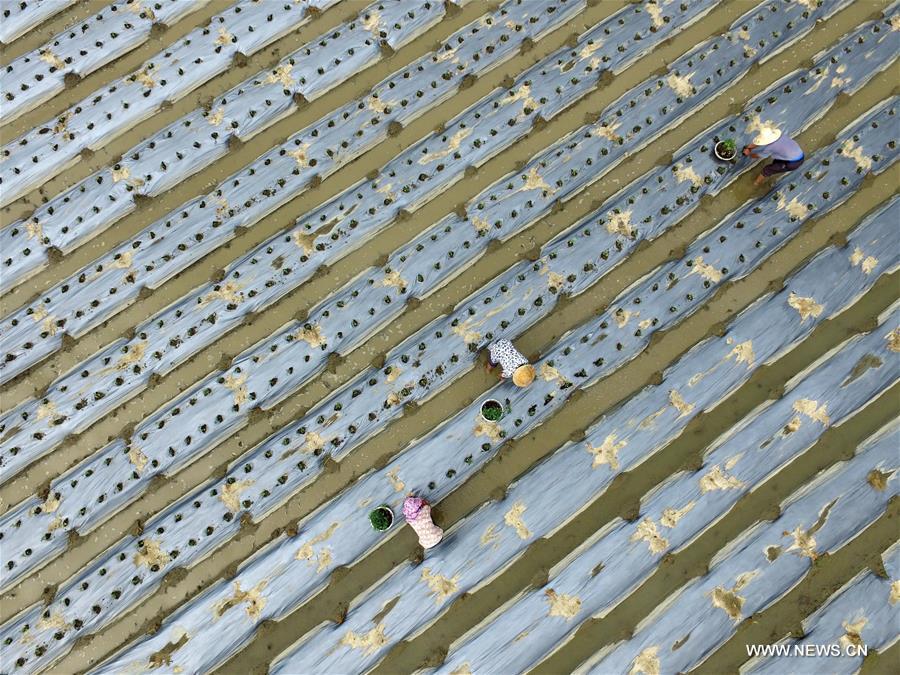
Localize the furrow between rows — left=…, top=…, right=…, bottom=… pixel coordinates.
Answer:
left=0, top=0, right=490, bottom=290
left=579, top=416, right=898, bottom=674
left=67, top=95, right=897, bottom=675
left=0, top=0, right=79, bottom=47
left=1, top=0, right=884, bottom=596
left=430, top=282, right=899, bottom=675
left=0, top=0, right=859, bottom=490
left=0, top=0, right=344, bottom=206
left=0, top=6, right=893, bottom=628
left=0, top=0, right=730, bottom=386
left=269, top=200, right=900, bottom=675
left=740, top=541, right=898, bottom=674
left=1, top=0, right=213, bottom=124
left=370, top=278, right=899, bottom=675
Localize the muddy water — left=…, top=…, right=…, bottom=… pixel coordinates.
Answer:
left=0, top=0, right=729, bottom=399
left=860, top=639, right=900, bottom=674
left=0, top=0, right=880, bottom=493
left=0, top=0, right=108, bottom=61
left=0, top=0, right=366, bottom=211
left=0, top=1, right=883, bottom=612
left=4, top=50, right=894, bottom=552
left=697, top=498, right=899, bottom=674
left=0, top=0, right=226, bottom=142
left=0, top=0, right=640, bottom=400
left=2, top=0, right=897, bottom=672
left=234, top=276, right=900, bottom=675
left=537, top=384, right=900, bottom=675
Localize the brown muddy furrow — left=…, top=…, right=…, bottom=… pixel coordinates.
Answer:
left=220, top=169, right=900, bottom=674
left=1, top=2, right=896, bottom=673
left=2, top=7, right=876, bottom=623
left=0, top=1, right=106, bottom=61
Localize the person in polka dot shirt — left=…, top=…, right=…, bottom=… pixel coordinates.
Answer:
left=485, top=338, right=535, bottom=388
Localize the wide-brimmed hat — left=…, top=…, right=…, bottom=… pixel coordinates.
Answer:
left=512, top=364, right=535, bottom=388
left=752, top=127, right=782, bottom=146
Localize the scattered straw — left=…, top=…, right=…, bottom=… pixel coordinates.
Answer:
left=504, top=501, right=531, bottom=540
left=586, top=434, right=626, bottom=471
left=660, top=502, right=695, bottom=528
left=666, top=72, right=694, bottom=98
left=629, top=646, right=660, bottom=675
left=134, top=539, right=171, bottom=569
left=669, top=390, right=694, bottom=418
left=689, top=256, right=722, bottom=283
left=699, top=465, right=743, bottom=493
left=544, top=588, right=581, bottom=619
left=631, top=518, right=668, bottom=554
left=709, top=571, right=757, bottom=621
left=792, top=399, right=830, bottom=426
left=341, top=624, right=388, bottom=654
left=220, top=479, right=254, bottom=512
left=787, top=292, right=823, bottom=321
left=213, top=580, right=268, bottom=621
left=421, top=568, right=460, bottom=604
left=840, top=139, right=873, bottom=172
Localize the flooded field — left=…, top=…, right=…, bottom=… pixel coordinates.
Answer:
left=0, top=0, right=897, bottom=673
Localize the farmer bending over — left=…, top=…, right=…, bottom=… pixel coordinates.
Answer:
left=743, top=127, right=804, bottom=186
left=486, top=338, right=535, bottom=388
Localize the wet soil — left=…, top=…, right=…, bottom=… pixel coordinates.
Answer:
left=1, top=0, right=897, bottom=672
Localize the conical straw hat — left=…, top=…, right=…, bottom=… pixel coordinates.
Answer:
left=752, top=127, right=782, bottom=146
left=513, top=364, right=535, bottom=387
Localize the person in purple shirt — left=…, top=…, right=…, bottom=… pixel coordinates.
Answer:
left=742, top=127, right=804, bottom=186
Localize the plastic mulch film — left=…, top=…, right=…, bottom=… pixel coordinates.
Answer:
left=1, top=0, right=855, bottom=439
left=433, top=213, right=900, bottom=675
left=0, top=0, right=77, bottom=44
left=0, top=0, right=716, bottom=446
left=281, top=242, right=900, bottom=674
left=0, top=11, right=895, bottom=600
left=0, top=0, right=458, bottom=294
left=0, top=0, right=589, bottom=367
left=0, top=0, right=735, bottom=592
left=67, top=97, right=897, bottom=675
left=1, top=1, right=211, bottom=123
left=742, top=539, right=900, bottom=675
left=0, top=0, right=342, bottom=205
left=582, top=419, right=898, bottom=674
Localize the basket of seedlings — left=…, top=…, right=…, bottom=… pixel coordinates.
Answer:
left=714, top=138, right=737, bottom=161
left=369, top=505, right=394, bottom=532
left=480, top=398, right=505, bottom=422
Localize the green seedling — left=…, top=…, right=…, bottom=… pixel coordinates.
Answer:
left=481, top=400, right=504, bottom=421
left=369, top=506, right=394, bottom=531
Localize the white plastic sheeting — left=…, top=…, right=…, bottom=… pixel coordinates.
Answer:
left=2, top=9, right=895, bottom=599
left=0, top=0, right=342, bottom=205
left=85, top=96, right=896, bottom=675
left=0, top=0, right=742, bottom=592
left=0, top=0, right=457, bottom=294
left=0, top=0, right=77, bottom=44
left=274, top=199, right=900, bottom=674
left=583, top=420, right=898, bottom=674
left=1, top=1, right=211, bottom=123
left=4, top=0, right=858, bottom=467
left=436, top=213, right=899, bottom=673
left=0, top=0, right=588, bottom=374
left=742, top=541, right=900, bottom=674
